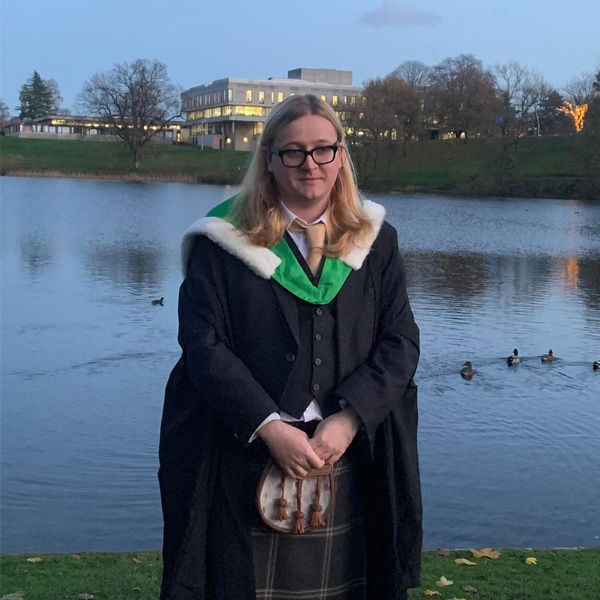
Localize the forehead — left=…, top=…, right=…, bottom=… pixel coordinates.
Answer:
left=274, top=114, right=338, bottom=147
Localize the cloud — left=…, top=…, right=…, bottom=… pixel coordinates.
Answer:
left=360, top=0, right=442, bottom=28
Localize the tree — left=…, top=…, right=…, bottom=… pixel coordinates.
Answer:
left=45, top=79, right=63, bottom=113
left=382, top=75, right=423, bottom=155
left=78, top=59, right=181, bottom=169
left=391, top=60, right=433, bottom=88
left=431, top=54, right=499, bottom=140
left=563, top=71, right=596, bottom=105
left=0, top=98, right=10, bottom=124
left=17, top=70, right=54, bottom=120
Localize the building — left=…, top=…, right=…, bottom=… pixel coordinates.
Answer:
left=182, top=68, right=363, bottom=151
left=4, top=115, right=188, bottom=143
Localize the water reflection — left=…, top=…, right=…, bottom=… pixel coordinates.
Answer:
left=1, top=178, right=599, bottom=553
left=84, top=243, right=166, bottom=288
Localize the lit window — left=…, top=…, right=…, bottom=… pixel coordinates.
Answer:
left=332, top=95, right=338, bottom=106
left=290, top=92, right=296, bottom=97
left=344, top=96, right=348, bottom=105
left=277, top=92, right=283, bottom=103
left=246, top=90, right=252, bottom=103
left=350, top=96, right=356, bottom=106
left=227, top=89, right=233, bottom=102
left=321, top=94, right=327, bottom=102
left=270, top=91, right=275, bottom=104
left=223, top=106, right=232, bottom=116
left=253, top=122, right=264, bottom=135
left=243, top=136, right=248, bottom=143
left=259, top=90, right=265, bottom=104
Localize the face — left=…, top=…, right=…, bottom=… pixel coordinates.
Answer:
left=266, top=114, right=343, bottom=210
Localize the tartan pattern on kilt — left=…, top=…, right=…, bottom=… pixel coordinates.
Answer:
left=251, top=451, right=367, bottom=600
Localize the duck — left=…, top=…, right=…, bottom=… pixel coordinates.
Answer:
left=460, top=361, right=476, bottom=379
left=507, top=348, right=520, bottom=366
left=541, top=349, right=555, bottom=363
left=594, top=361, right=600, bottom=371
left=151, top=297, right=165, bottom=306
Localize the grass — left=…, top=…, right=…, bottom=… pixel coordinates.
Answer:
left=1, top=548, right=598, bottom=600
left=1, top=134, right=599, bottom=198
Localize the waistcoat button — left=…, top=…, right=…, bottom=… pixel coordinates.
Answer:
left=312, top=383, right=320, bottom=392
left=285, top=353, right=295, bottom=362
left=315, top=333, right=322, bottom=341
left=314, top=358, right=322, bottom=366
left=315, top=308, right=323, bottom=316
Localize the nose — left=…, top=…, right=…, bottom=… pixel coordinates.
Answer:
left=301, top=153, right=319, bottom=170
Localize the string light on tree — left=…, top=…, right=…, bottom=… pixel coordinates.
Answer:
left=557, top=102, right=588, bottom=132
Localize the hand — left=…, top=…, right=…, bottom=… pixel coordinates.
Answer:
left=257, top=420, right=325, bottom=478
left=309, top=408, right=360, bottom=464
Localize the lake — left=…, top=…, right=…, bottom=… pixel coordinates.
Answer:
left=1, top=176, right=599, bottom=554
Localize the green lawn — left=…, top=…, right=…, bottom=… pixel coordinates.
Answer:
left=1, top=548, right=598, bottom=600
left=1, top=134, right=599, bottom=198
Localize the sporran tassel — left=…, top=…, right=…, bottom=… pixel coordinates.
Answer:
left=293, top=511, right=305, bottom=533
left=276, top=473, right=289, bottom=520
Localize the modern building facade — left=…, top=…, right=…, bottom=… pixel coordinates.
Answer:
left=182, top=68, right=363, bottom=151
left=5, top=115, right=188, bottom=143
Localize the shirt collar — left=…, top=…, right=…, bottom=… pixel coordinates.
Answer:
left=280, top=200, right=328, bottom=229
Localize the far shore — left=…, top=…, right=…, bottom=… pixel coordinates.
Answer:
left=2, top=135, right=599, bottom=200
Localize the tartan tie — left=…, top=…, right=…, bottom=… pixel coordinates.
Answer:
left=290, top=220, right=326, bottom=276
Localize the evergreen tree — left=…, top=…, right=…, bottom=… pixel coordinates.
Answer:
left=17, top=71, right=55, bottom=120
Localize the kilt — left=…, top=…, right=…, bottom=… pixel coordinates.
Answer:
left=251, top=446, right=367, bottom=600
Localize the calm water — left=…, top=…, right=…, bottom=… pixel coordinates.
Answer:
left=1, top=176, right=599, bottom=554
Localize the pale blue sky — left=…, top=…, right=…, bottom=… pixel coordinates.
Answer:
left=1, top=0, right=598, bottom=114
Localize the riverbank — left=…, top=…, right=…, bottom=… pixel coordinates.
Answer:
left=2, top=135, right=599, bottom=199
left=1, top=548, right=598, bottom=599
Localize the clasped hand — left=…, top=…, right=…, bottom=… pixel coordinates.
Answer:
left=257, top=409, right=360, bottom=478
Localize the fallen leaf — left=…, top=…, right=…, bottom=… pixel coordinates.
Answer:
left=449, top=598, right=468, bottom=600
left=470, top=547, right=501, bottom=559
left=132, top=558, right=142, bottom=564
left=525, top=557, right=538, bottom=565
left=79, top=595, right=94, bottom=599
left=26, top=556, right=43, bottom=563
left=463, top=585, right=478, bottom=593
left=133, top=588, right=141, bottom=592
left=455, top=558, right=477, bottom=566
left=424, top=591, right=442, bottom=597
left=1, top=593, right=25, bottom=600
left=436, top=575, right=453, bottom=587
left=436, top=547, right=450, bottom=557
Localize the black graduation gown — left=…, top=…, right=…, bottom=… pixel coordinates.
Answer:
left=158, top=218, right=421, bottom=600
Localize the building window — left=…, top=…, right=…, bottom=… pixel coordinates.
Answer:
left=223, top=105, right=232, bottom=116
left=253, top=122, right=264, bottom=135
left=344, top=96, right=348, bottom=105
left=321, top=94, right=327, bottom=102
left=246, top=89, right=252, bottom=103
left=259, top=90, right=265, bottom=104
left=350, top=96, right=356, bottom=106
left=277, top=92, right=283, bottom=103
left=289, top=92, right=296, bottom=97
left=270, top=91, right=275, bottom=104
left=227, top=89, right=233, bottom=102
left=332, top=95, right=338, bottom=106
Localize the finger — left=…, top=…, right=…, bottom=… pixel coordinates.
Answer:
left=306, top=448, right=325, bottom=470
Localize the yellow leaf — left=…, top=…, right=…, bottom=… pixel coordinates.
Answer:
left=449, top=598, right=469, bottom=600
left=436, top=575, right=454, bottom=587
left=455, top=558, right=477, bottom=566
left=26, top=556, right=43, bottom=563
left=424, top=591, right=442, bottom=597
left=132, top=558, right=142, bottom=564
left=463, top=585, right=478, bottom=592
left=525, top=557, right=538, bottom=565
left=1, top=593, right=25, bottom=600
left=72, top=554, right=81, bottom=560
left=470, top=547, right=501, bottom=559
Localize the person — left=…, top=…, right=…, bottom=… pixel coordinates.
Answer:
left=158, top=94, right=421, bottom=600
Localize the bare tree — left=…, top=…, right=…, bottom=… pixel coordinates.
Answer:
left=383, top=75, right=423, bottom=156
left=493, top=61, right=530, bottom=136
left=45, top=79, right=63, bottom=113
left=563, top=71, right=596, bottom=105
left=0, top=98, right=10, bottom=127
left=431, top=54, right=499, bottom=141
left=78, top=59, right=181, bottom=169
left=391, top=60, right=433, bottom=88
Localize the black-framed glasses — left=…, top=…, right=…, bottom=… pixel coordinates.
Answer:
left=271, top=144, right=340, bottom=168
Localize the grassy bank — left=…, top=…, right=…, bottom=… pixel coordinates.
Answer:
left=1, top=548, right=598, bottom=599
left=1, top=134, right=599, bottom=199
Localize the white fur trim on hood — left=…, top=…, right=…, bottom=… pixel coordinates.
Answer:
left=181, top=200, right=386, bottom=278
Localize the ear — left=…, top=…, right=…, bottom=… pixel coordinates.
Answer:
left=264, top=148, right=274, bottom=173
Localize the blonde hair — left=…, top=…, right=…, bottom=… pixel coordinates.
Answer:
left=229, top=94, right=373, bottom=257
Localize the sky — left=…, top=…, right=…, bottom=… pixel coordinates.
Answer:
left=1, top=0, right=599, bottom=114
